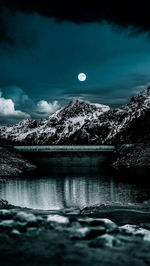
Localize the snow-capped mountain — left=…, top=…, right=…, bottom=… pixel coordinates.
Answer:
left=0, top=99, right=110, bottom=144
left=69, top=87, right=150, bottom=144
left=0, top=87, right=150, bottom=145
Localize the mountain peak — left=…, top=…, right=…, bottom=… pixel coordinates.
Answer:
left=60, top=98, right=110, bottom=118
left=1, top=88, right=149, bottom=145
left=129, top=86, right=150, bottom=105
left=143, top=86, right=150, bottom=97
left=68, top=98, right=86, bottom=106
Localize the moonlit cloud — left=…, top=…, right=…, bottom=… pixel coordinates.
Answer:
left=36, top=100, right=60, bottom=116
left=0, top=90, right=30, bottom=118
left=2, top=86, right=30, bottom=105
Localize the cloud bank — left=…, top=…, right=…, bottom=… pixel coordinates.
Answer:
left=0, top=90, right=30, bottom=118
left=0, top=86, right=61, bottom=124
left=36, top=100, right=60, bottom=116
left=1, top=1, right=150, bottom=45
left=3, top=86, right=30, bottom=104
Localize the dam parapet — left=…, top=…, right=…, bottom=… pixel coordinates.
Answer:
left=14, top=145, right=115, bottom=153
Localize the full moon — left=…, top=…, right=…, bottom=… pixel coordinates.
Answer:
left=78, top=73, right=86, bottom=82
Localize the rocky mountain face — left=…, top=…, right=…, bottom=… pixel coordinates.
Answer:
left=71, top=87, right=150, bottom=144
left=0, top=146, right=36, bottom=179
left=0, top=87, right=150, bottom=145
left=112, top=142, right=150, bottom=169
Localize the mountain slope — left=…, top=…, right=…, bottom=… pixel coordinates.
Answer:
left=0, top=99, right=110, bottom=144
left=0, top=87, right=150, bottom=145
left=69, top=87, right=150, bottom=144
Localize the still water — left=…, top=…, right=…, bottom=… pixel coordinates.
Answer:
left=0, top=153, right=150, bottom=210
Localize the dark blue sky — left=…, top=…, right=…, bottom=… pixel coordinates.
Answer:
left=1, top=9, right=150, bottom=124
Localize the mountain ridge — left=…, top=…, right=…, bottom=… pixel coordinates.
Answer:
left=0, top=88, right=150, bottom=145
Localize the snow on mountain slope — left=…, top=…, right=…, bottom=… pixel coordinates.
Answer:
left=0, top=99, right=110, bottom=144
left=68, top=87, right=150, bottom=144
left=0, top=87, right=150, bottom=145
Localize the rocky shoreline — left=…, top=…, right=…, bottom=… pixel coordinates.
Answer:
left=1, top=195, right=150, bottom=265
left=0, top=204, right=150, bottom=265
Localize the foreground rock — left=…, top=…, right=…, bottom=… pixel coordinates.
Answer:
left=1, top=209, right=150, bottom=241
left=0, top=146, right=36, bottom=180
left=0, top=199, right=9, bottom=208
left=0, top=210, right=150, bottom=265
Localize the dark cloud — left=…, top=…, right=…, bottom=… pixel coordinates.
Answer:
left=0, top=0, right=150, bottom=44
left=0, top=1, right=150, bottom=45
left=2, top=86, right=29, bottom=103
left=1, top=1, right=150, bottom=28
left=0, top=8, right=14, bottom=44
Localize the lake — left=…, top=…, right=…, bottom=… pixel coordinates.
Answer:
left=0, top=153, right=149, bottom=210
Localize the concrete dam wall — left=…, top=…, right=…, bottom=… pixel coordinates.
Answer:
left=14, top=145, right=115, bottom=153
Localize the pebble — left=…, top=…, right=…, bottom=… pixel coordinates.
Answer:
left=0, top=220, right=14, bottom=230
left=47, top=215, right=70, bottom=224
left=78, top=218, right=117, bottom=232
left=15, top=212, right=37, bottom=223
left=9, top=229, right=20, bottom=237
left=89, top=234, right=122, bottom=248
left=70, top=227, right=90, bottom=239
left=119, top=224, right=138, bottom=235
left=119, top=224, right=150, bottom=241
left=16, top=221, right=28, bottom=232
left=0, top=209, right=12, bottom=219
left=27, top=227, right=38, bottom=233
left=71, top=226, right=106, bottom=240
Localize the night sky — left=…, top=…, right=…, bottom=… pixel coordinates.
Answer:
left=1, top=1, right=150, bottom=125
